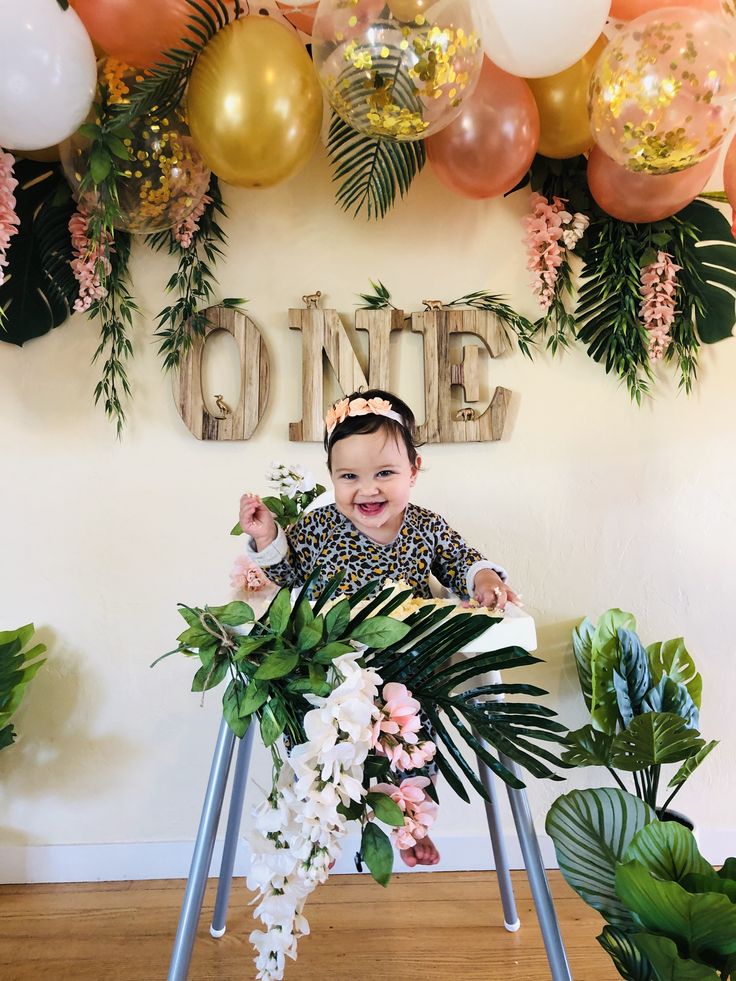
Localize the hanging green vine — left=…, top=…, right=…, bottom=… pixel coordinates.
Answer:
left=147, top=175, right=245, bottom=370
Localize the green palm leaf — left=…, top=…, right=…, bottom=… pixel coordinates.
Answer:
left=327, top=112, right=425, bottom=221
left=0, top=624, right=47, bottom=751
left=0, top=161, right=76, bottom=345
left=116, top=0, right=240, bottom=121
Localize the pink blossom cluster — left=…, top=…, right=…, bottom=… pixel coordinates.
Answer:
left=372, top=776, right=438, bottom=851
left=173, top=193, right=212, bottom=249
left=371, top=682, right=436, bottom=772
left=69, top=207, right=113, bottom=313
left=639, top=251, right=681, bottom=360
left=0, top=152, right=20, bottom=289
left=523, top=192, right=589, bottom=311
left=230, top=554, right=272, bottom=593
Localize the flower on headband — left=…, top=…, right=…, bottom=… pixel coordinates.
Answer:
left=325, top=398, right=350, bottom=433
left=348, top=397, right=369, bottom=415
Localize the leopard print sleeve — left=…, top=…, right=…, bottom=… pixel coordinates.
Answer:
left=428, top=512, right=486, bottom=599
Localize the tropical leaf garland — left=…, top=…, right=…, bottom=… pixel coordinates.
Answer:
left=0, top=161, right=77, bottom=346
left=327, top=112, right=426, bottom=221
left=147, top=175, right=245, bottom=370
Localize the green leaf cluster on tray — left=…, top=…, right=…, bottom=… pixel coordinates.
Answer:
left=159, top=569, right=565, bottom=885
left=547, top=787, right=736, bottom=980
left=563, top=609, right=717, bottom=816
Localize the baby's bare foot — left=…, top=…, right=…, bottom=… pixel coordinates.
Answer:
left=399, top=836, right=440, bottom=867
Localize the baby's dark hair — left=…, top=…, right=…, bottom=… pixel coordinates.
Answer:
left=324, top=389, right=420, bottom=470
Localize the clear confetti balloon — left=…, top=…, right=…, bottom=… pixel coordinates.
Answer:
left=589, top=9, right=736, bottom=174
left=312, top=0, right=483, bottom=141
left=62, top=60, right=210, bottom=233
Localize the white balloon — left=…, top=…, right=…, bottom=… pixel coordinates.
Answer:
left=0, top=0, right=96, bottom=151
left=474, top=0, right=611, bottom=78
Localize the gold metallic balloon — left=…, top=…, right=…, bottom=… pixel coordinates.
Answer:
left=526, top=35, right=607, bottom=160
left=187, top=16, right=322, bottom=188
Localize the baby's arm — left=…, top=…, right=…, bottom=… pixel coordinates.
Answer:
left=429, top=513, right=518, bottom=610
left=239, top=493, right=305, bottom=589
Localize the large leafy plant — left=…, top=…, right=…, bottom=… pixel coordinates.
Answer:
left=0, top=624, right=46, bottom=752
left=547, top=787, right=736, bottom=980
left=159, top=571, right=564, bottom=881
left=563, top=609, right=717, bottom=815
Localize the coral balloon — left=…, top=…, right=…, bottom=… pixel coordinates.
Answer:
left=62, top=61, right=211, bottom=234
left=426, top=59, right=539, bottom=199
left=587, top=145, right=716, bottom=222
left=611, top=0, right=721, bottom=18
left=0, top=0, right=96, bottom=152
left=70, top=0, right=195, bottom=70
left=312, top=0, right=483, bottom=141
left=527, top=35, right=608, bottom=159
left=723, top=135, right=736, bottom=234
left=589, top=9, right=736, bottom=174
left=188, top=18, right=322, bottom=188
left=277, top=0, right=319, bottom=34
left=476, top=0, right=611, bottom=78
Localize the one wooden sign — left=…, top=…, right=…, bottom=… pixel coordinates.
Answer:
left=289, top=305, right=510, bottom=443
left=172, top=305, right=269, bottom=440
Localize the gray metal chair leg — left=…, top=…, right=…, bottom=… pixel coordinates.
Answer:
left=168, top=717, right=237, bottom=981
left=500, top=752, right=572, bottom=981
left=474, top=739, right=520, bottom=931
left=210, top=723, right=255, bottom=937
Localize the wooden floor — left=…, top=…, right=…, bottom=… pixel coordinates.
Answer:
left=0, top=871, right=617, bottom=980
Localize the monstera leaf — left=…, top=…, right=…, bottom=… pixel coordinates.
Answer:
left=677, top=199, right=736, bottom=344
left=0, top=159, right=77, bottom=346
left=610, top=713, right=704, bottom=771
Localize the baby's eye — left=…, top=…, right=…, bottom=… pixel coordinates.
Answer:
left=377, top=470, right=395, bottom=478
left=341, top=473, right=357, bottom=480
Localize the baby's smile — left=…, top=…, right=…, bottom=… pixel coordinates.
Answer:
left=356, top=501, right=386, bottom=516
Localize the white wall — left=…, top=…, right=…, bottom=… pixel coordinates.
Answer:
left=1, top=147, right=734, bottom=882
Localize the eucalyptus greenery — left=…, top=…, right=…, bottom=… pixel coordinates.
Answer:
left=0, top=624, right=46, bottom=752
left=563, top=610, right=717, bottom=815
left=158, top=571, right=565, bottom=806
left=147, top=176, right=244, bottom=370
left=547, top=787, right=736, bottom=980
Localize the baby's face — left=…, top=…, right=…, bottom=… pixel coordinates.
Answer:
left=329, top=429, right=420, bottom=542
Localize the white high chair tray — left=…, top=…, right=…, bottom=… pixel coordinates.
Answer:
left=457, top=603, right=537, bottom=654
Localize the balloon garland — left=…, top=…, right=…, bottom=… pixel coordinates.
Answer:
left=2, top=0, right=736, bottom=432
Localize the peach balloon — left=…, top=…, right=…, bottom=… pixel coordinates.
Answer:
left=723, top=134, right=736, bottom=233
left=527, top=35, right=608, bottom=159
left=426, top=59, right=539, bottom=199
left=70, top=0, right=196, bottom=69
left=610, top=0, right=721, bottom=18
left=587, top=145, right=717, bottom=222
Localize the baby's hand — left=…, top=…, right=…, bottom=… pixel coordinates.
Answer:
left=239, top=494, right=277, bottom=550
left=473, top=569, right=522, bottom=611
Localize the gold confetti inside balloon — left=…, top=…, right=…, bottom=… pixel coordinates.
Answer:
left=589, top=9, right=736, bottom=174
left=312, top=0, right=483, bottom=141
left=62, top=60, right=211, bottom=233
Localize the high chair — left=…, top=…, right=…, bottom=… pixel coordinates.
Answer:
left=167, top=604, right=572, bottom=981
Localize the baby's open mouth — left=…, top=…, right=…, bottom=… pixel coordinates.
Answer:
left=356, top=501, right=386, bottom=516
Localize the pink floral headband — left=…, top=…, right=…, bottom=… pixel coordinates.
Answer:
left=325, top=396, right=405, bottom=436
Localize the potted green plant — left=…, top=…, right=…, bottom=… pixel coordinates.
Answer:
left=562, top=609, right=717, bottom=827
left=0, top=624, right=46, bottom=752
left=547, top=787, right=736, bottom=980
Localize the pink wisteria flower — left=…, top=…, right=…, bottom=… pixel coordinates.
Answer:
left=0, top=152, right=20, bottom=289
left=523, top=192, right=589, bottom=311
left=69, top=206, right=113, bottom=313
left=230, top=554, right=272, bottom=593
left=173, top=192, right=212, bottom=249
left=372, top=776, right=438, bottom=850
left=371, top=682, right=436, bottom=771
left=639, top=251, right=681, bottom=361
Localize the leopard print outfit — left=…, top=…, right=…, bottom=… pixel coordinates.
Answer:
left=249, top=502, right=504, bottom=599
